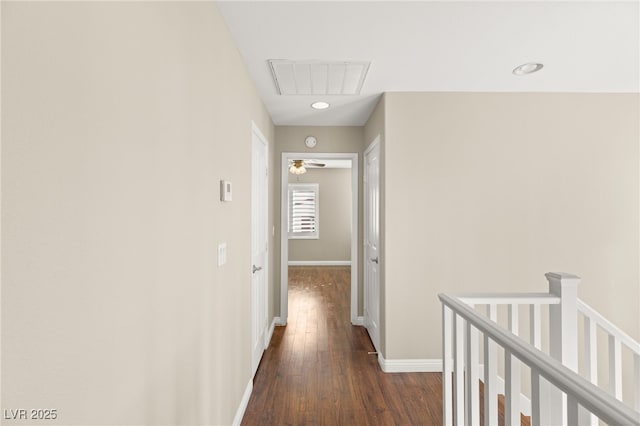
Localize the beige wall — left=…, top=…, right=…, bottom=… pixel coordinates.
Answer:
left=1, top=3, right=274, bottom=425
left=288, top=168, right=352, bottom=262
left=382, top=92, right=639, bottom=360
left=274, top=126, right=364, bottom=317
left=3, top=2, right=637, bottom=420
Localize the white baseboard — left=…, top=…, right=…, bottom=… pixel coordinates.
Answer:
left=237, top=317, right=283, bottom=425
left=288, top=260, right=351, bottom=266
left=266, top=317, right=279, bottom=347
left=232, top=379, right=253, bottom=426
left=378, top=355, right=442, bottom=373
left=352, top=316, right=364, bottom=326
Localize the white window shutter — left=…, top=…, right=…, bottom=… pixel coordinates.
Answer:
left=288, top=184, right=319, bottom=239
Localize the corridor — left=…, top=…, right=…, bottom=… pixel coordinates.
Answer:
left=241, top=266, right=443, bottom=425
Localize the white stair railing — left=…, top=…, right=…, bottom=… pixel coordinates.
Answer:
left=577, top=297, right=640, bottom=424
left=440, top=272, right=640, bottom=426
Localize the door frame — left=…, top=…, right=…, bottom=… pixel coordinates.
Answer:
left=280, top=152, right=359, bottom=325
left=251, top=121, right=269, bottom=377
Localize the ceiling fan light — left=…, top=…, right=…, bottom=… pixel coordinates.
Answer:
left=289, top=164, right=306, bottom=175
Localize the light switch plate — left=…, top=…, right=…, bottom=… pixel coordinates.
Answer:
left=220, top=180, right=232, bottom=201
left=218, top=243, right=227, bottom=266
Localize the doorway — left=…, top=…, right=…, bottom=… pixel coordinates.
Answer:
left=280, top=152, right=359, bottom=325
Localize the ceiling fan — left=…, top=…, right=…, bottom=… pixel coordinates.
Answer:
left=288, top=159, right=326, bottom=175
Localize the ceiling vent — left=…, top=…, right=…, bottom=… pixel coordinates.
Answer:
left=268, top=60, right=370, bottom=96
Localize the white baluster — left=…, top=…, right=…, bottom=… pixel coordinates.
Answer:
left=634, top=353, right=640, bottom=412
left=483, top=304, right=498, bottom=426
left=608, top=335, right=622, bottom=399
left=531, top=368, right=541, bottom=426
left=508, top=304, right=519, bottom=335
left=504, top=349, right=517, bottom=426
left=465, top=320, right=480, bottom=425
left=567, top=394, right=579, bottom=425
left=581, top=315, right=598, bottom=425
left=443, top=304, right=453, bottom=426
left=584, top=316, right=598, bottom=385
left=506, top=304, right=521, bottom=426
left=454, top=314, right=465, bottom=424
left=530, top=304, right=541, bottom=350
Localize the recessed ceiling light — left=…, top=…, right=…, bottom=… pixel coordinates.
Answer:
left=311, top=101, right=330, bottom=110
left=512, top=62, right=544, bottom=76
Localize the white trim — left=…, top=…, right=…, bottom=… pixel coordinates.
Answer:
left=288, top=260, right=351, bottom=266
left=251, top=121, right=268, bottom=148
left=364, top=135, right=380, bottom=157
left=377, top=354, right=442, bottom=373
left=349, top=154, right=359, bottom=325
left=232, top=379, right=253, bottom=426
left=280, top=152, right=359, bottom=325
left=352, top=316, right=364, bottom=326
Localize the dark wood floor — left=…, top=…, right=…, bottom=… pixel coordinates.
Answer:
left=241, top=266, right=443, bottom=425
left=241, top=266, right=530, bottom=425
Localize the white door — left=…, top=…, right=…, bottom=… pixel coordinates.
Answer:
left=251, top=125, right=268, bottom=377
left=364, top=138, right=380, bottom=352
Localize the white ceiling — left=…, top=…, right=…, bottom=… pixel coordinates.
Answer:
left=217, top=1, right=639, bottom=126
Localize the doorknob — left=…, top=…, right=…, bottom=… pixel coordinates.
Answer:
left=252, top=265, right=263, bottom=274
left=370, top=257, right=378, bottom=264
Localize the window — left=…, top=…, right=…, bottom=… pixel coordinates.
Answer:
left=288, top=183, right=319, bottom=239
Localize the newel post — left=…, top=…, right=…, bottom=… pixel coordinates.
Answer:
left=544, top=272, right=581, bottom=425
left=547, top=272, right=580, bottom=371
